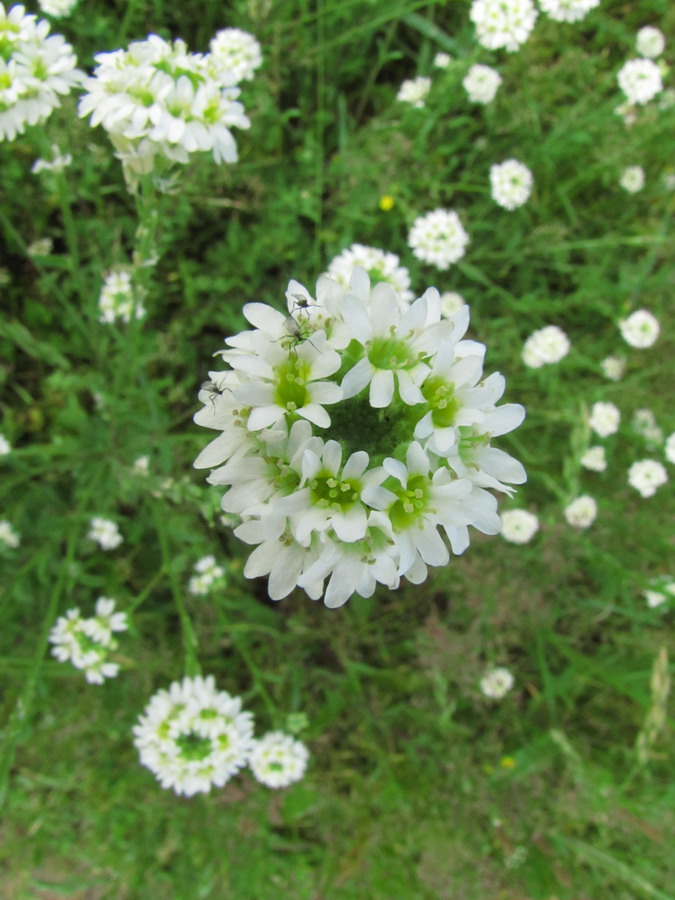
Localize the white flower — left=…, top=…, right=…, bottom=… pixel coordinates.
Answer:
left=470, top=0, right=537, bottom=52
left=327, top=244, right=412, bottom=303
left=0, top=433, right=11, bottom=455
left=439, top=292, right=466, bottom=318
left=490, top=159, right=533, bottom=210
left=628, top=459, right=668, bottom=498
left=195, top=267, right=525, bottom=607
left=521, top=325, right=570, bottom=368
left=500, top=509, right=539, bottom=544
left=0, top=4, right=83, bottom=142
left=665, top=433, right=675, bottom=465
left=133, top=455, right=150, bottom=474
left=133, top=675, right=255, bottom=796
left=49, top=598, right=128, bottom=684
left=617, top=59, right=663, bottom=105
left=38, top=0, right=78, bottom=16
left=600, top=356, right=625, bottom=381
left=31, top=143, right=72, bottom=173
left=26, top=237, right=53, bottom=257
left=619, top=165, right=645, bottom=193
left=619, top=309, right=660, bottom=348
left=0, top=519, right=20, bottom=547
left=396, top=75, right=431, bottom=108
left=87, top=516, right=122, bottom=550
left=408, top=209, right=469, bottom=270
left=480, top=667, right=514, bottom=699
left=98, top=269, right=145, bottom=324
left=580, top=446, right=607, bottom=472
left=208, top=28, right=262, bottom=84
left=188, top=554, right=226, bottom=595
left=248, top=731, right=309, bottom=788
left=644, top=577, right=675, bottom=609
left=588, top=401, right=620, bottom=438
left=463, top=64, right=502, bottom=104
left=433, top=52, right=451, bottom=69
left=564, top=495, right=597, bottom=529
left=632, top=409, right=663, bottom=448
left=636, top=26, right=665, bottom=60
left=538, top=0, right=599, bottom=23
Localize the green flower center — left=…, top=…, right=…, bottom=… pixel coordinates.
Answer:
left=367, top=335, right=416, bottom=371
left=388, top=474, right=430, bottom=530
left=310, top=471, right=360, bottom=510
left=177, top=732, right=212, bottom=762
left=274, top=358, right=310, bottom=411
left=422, top=376, right=460, bottom=428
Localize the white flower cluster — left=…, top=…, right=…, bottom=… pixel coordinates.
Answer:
left=0, top=519, right=20, bottom=547
left=396, top=75, right=431, bottom=108
left=490, top=159, right=533, bottom=210
left=433, top=52, right=452, bottom=70
left=628, top=459, right=668, bottom=498
left=194, top=267, right=526, bottom=608
left=480, top=666, right=514, bottom=699
left=538, top=0, right=599, bottom=23
left=636, top=26, right=665, bottom=60
left=470, top=0, right=537, bottom=53
left=500, top=508, right=539, bottom=544
left=188, top=554, right=226, bottom=595
left=600, top=356, right=625, bottom=381
left=327, top=244, right=413, bottom=303
left=0, top=3, right=82, bottom=141
left=31, top=143, right=71, bottom=174
left=522, top=325, right=570, bottom=368
left=619, top=309, right=659, bottom=348
left=644, top=577, right=675, bottom=609
left=617, top=59, right=663, bottom=106
left=49, top=597, right=128, bottom=684
left=463, top=64, right=502, bottom=104
left=580, top=446, right=607, bottom=472
left=619, top=165, right=645, bottom=193
left=588, top=401, right=620, bottom=438
left=79, top=32, right=255, bottom=182
left=98, top=270, right=145, bottom=324
left=88, top=516, right=123, bottom=550
left=248, top=731, right=309, bottom=788
left=440, top=292, right=466, bottom=318
left=408, top=209, right=469, bottom=270
left=208, top=28, right=262, bottom=84
left=133, top=675, right=308, bottom=796
left=38, top=0, right=77, bottom=17
left=564, top=495, right=597, bottom=529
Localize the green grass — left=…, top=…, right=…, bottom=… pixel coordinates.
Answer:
left=1, top=0, right=674, bottom=897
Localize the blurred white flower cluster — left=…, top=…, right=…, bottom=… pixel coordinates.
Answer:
left=463, top=64, right=502, bottom=104
left=88, top=516, right=123, bottom=550
left=619, top=309, right=660, bottom=349
left=490, top=159, right=533, bottom=210
left=521, top=325, right=570, bottom=368
left=49, top=597, right=128, bottom=684
left=0, top=2, right=83, bottom=141
left=470, top=0, right=537, bottom=52
left=619, top=165, right=645, bottom=193
left=0, top=519, right=20, bottom=547
left=133, top=675, right=308, bottom=796
left=37, top=0, right=77, bottom=18
left=408, top=209, right=470, bottom=270
left=98, top=269, right=146, bottom=324
left=188, top=554, right=226, bottom=595
left=480, top=666, right=514, bottom=699
left=617, top=59, right=663, bottom=106
left=396, top=75, right=431, bottom=108
left=538, top=0, right=599, bottom=23
left=327, top=244, right=413, bottom=303
left=500, top=508, right=539, bottom=544
left=194, top=267, right=525, bottom=608
left=31, top=143, right=71, bottom=173
left=79, top=30, right=260, bottom=185
left=635, top=26, right=665, bottom=61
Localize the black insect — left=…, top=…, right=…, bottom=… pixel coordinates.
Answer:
left=201, top=379, right=230, bottom=410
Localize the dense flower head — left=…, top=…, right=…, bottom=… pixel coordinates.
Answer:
left=522, top=325, right=570, bottom=368
left=188, top=554, right=226, bottom=595
left=619, top=165, right=645, bottom=193
left=49, top=597, right=128, bottom=684
left=433, top=52, right=451, bottom=69
left=490, top=159, right=533, bottom=210
left=79, top=32, right=254, bottom=185
left=440, top=292, right=466, bottom=318
left=248, top=731, right=309, bottom=788
left=619, top=309, right=660, bottom=348
left=208, top=28, right=262, bottom=84
left=88, top=516, right=122, bottom=550
left=480, top=666, right=514, bottom=699
left=133, top=675, right=255, bottom=796
left=470, top=0, right=537, bottom=52
left=38, top=0, right=77, bottom=17
left=463, top=64, right=502, bottom=104
left=636, top=26, right=665, bottom=60
left=408, top=209, right=469, bottom=270
left=396, top=75, right=431, bottom=107
left=580, top=445, right=607, bottom=472
left=327, top=244, right=412, bottom=303
left=0, top=519, right=20, bottom=547
left=564, top=495, right=597, bottom=528
left=194, top=267, right=526, bottom=608
left=0, top=3, right=83, bottom=141
left=628, top=459, right=668, bottom=498
left=588, top=401, right=620, bottom=438
left=600, top=355, right=625, bottom=381
left=538, top=0, right=599, bottom=23
left=617, top=59, right=663, bottom=105
left=98, top=270, right=145, bottom=324
left=500, top=508, right=538, bottom=544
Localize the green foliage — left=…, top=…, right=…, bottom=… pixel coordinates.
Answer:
left=1, top=0, right=674, bottom=897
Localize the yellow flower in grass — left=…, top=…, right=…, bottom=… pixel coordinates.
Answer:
left=379, top=195, right=395, bottom=211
